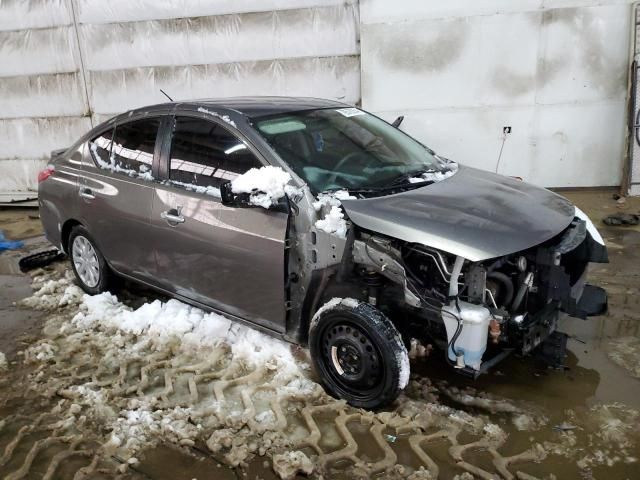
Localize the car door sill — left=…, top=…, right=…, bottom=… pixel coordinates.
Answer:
left=111, top=268, right=290, bottom=344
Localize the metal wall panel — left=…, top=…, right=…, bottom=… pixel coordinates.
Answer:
left=80, top=7, right=359, bottom=71
left=0, top=72, right=87, bottom=118
left=88, top=56, right=360, bottom=116
left=361, top=1, right=633, bottom=188
left=0, top=117, right=92, bottom=159
left=77, top=0, right=355, bottom=24
left=0, top=27, right=79, bottom=77
left=0, top=0, right=72, bottom=31
left=0, top=1, right=361, bottom=194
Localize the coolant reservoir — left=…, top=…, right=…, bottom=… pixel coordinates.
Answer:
left=441, top=301, right=491, bottom=370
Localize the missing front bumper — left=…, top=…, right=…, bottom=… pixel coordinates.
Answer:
left=568, top=284, right=608, bottom=318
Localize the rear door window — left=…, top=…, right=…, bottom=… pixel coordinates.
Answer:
left=89, top=129, right=115, bottom=167
left=168, top=116, right=262, bottom=195
left=89, top=118, right=160, bottom=181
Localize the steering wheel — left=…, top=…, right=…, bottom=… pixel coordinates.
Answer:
left=326, top=151, right=376, bottom=187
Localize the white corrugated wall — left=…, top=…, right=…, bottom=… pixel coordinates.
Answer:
left=0, top=0, right=360, bottom=197
left=360, top=0, right=633, bottom=188
left=0, top=0, right=633, bottom=194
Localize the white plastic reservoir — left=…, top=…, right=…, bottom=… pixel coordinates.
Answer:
left=441, top=301, right=491, bottom=370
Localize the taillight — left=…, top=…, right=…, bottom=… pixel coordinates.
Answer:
left=38, top=166, right=55, bottom=183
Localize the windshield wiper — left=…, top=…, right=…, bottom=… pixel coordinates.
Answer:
left=323, top=182, right=430, bottom=197
left=387, top=168, right=438, bottom=187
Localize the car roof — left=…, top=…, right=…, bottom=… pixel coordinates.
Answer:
left=120, top=96, right=351, bottom=121
left=190, top=96, right=350, bottom=118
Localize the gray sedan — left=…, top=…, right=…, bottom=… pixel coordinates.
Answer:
left=38, top=97, right=608, bottom=408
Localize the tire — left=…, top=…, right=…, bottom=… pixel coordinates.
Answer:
left=68, top=225, right=111, bottom=295
left=309, top=298, right=409, bottom=409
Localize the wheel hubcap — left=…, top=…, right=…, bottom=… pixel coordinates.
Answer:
left=72, top=236, right=100, bottom=288
left=321, top=322, right=382, bottom=393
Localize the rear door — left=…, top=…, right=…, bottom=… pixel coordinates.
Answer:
left=149, top=114, right=288, bottom=332
left=80, top=117, right=163, bottom=280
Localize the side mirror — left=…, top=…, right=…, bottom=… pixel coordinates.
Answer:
left=220, top=180, right=289, bottom=211
left=220, top=180, right=254, bottom=207
left=392, top=116, right=404, bottom=128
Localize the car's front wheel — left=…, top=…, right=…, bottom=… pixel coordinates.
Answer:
left=69, top=226, right=110, bottom=294
left=309, top=298, right=409, bottom=409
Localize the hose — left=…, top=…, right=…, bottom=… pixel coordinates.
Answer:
left=486, top=271, right=514, bottom=307
left=511, top=272, right=533, bottom=311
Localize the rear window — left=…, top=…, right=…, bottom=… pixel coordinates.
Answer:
left=89, top=129, right=114, bottom=167
left=88, top=118, right=160, bottom=181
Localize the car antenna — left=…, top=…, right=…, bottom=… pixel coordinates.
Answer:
left=160, top=89, right=174, bottom=102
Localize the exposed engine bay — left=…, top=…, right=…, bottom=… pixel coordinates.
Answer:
left=352, top=218, right=607, bottom=375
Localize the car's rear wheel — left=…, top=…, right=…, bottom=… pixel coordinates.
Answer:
left=309, top=299, right=409, bottom=409
left=69, top=226, right=110, bottom=294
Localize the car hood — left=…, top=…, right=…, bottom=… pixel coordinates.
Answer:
left=340, top=165, right=576, bottom=261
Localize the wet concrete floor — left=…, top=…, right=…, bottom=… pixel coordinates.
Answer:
left=0, top=190, right=639, bottom=479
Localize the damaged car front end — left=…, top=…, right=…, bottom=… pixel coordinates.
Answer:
left=254, top=105, right=609, bottom=407
left=335, top=166, right=608, bottom=378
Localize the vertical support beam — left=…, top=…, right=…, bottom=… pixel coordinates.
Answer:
left=68, top=0, right=93, bottom=128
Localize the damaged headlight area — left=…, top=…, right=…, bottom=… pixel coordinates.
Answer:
left=343, top=213, right=608, bottom=378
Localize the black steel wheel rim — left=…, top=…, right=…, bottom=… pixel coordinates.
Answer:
left=318, top=318, right=385, bottom=398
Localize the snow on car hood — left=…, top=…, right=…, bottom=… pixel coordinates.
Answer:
left=340, top=165, right=576, bottom=262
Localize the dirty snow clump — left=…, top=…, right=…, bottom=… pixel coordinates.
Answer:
left=313, top=190, right=355, bottom=239
left=272, top=451, right=314, bottom=480
left=231, top=165, right=292, bottom=208
left=0, top=352, right=7, bottom=371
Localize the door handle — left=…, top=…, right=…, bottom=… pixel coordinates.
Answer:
left=161, top=209, right=185, bottom=224
left=79, top=187, right=95, bottom=200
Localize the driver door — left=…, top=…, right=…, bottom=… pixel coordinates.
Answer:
left=149, top=114, right=288, bottom=332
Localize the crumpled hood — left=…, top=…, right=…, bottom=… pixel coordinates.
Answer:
left=340, top=165, right=575, bottom=261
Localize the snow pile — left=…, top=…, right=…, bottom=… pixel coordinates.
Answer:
left=197, top=107, right=237, bottom=128
left=19, top=269, right=83, bottom=311
left=315, top=205, right=348, bottom=238
left=313, top=190, right=355, bottom=239
left=312, top=189, right=356, bottom=210
left=71, top=293, right=303, bottom=380
left=0, top=351, right=7, bottom=371
left=231, top=166, right=292, bottom=209
left=607, top=337, right=640, bottom=378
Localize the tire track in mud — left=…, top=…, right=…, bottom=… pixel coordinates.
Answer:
left=2, top=265, right=630, bottom=479
left=0, top=402, right=142, bottom=479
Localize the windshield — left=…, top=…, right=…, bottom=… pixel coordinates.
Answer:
left=254, top=107, right=453, bottom=193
